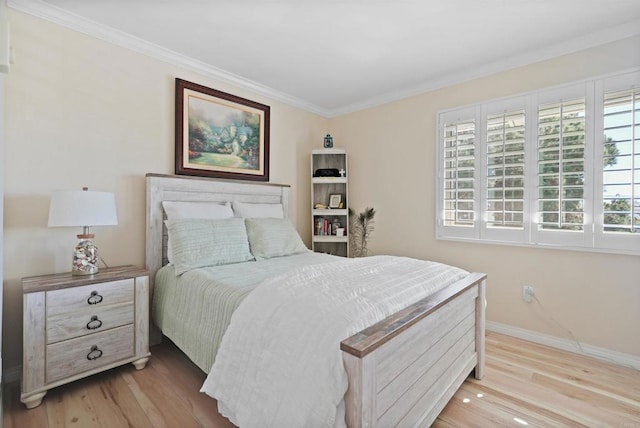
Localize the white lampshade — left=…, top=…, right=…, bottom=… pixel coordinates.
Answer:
left=48, top=187, right=118, bottom=275
left=48, top=188, right=118, bottom=228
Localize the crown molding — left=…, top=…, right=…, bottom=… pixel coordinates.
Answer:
left=330, top=19, right=640, bottom=117
left=8, top=0, right=640, bottom=118
left=7, top=0, right=332, bottom=117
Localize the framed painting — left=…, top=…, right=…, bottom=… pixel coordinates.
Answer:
left=175, top=78, right=270, bottom=181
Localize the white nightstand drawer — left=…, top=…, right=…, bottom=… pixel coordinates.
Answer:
left=46, top=324, right=135, bottom=383
left=46, top=302, right=134, bottom=344
left=22, top=266, right=150, bottom=409
left=46, top=279, right=134, bottom=316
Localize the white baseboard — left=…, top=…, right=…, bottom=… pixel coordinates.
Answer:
left=486, top=321, right=640, bottom=371
left=4, top=364, right=21, bottom=384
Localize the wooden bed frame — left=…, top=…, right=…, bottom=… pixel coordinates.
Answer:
left=145, top=173, right=486, bottom=427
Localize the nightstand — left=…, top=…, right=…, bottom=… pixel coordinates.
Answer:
left=21, top=265, right=150, bottom=409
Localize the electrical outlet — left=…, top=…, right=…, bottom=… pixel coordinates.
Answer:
left=523, top=285, right=534, bottom=303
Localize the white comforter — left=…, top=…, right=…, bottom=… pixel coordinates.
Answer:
left=201, top=255, right=468, bottom=428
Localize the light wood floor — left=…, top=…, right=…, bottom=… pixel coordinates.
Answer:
left=4, top=332, right=640, bottom=427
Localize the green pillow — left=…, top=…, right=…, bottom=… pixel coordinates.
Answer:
left=166, top=218, right=252, bottom=275
left=245, top=218, right=309, bottom=260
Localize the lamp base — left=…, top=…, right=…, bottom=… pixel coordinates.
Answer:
left=73, top=234, right=99, bottom=276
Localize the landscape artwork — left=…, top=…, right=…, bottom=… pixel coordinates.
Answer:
left=175, top=78, right=270, bottom=181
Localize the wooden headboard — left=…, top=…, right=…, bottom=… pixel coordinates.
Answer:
left=145, top=173, right=291, bottom=287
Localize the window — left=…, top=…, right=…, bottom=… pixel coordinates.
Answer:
left=602, top=89, right=639, bottom=233
left=537, top=99, right=586, bottom=232
left=594, top=78, right=640, bottom=253
left=437, top=70, right=640, bottom=255
left=443, top=119, right=476, bottom=227
left=486, top=110, right=525, bottom=230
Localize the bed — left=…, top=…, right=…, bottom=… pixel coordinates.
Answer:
left=145, top=172, right=487, bottom=427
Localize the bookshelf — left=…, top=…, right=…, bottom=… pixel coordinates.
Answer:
left=311, top=148, right=349, bottom=257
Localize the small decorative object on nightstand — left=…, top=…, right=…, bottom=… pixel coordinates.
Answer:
left=323, top=134, right=334, bottom=148
left=47, top=187, right=118, bottom=275
left=20, top=265, right=150, bottom=409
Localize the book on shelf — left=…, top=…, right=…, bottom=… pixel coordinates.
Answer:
left=314, top=216, right=346, bottom=236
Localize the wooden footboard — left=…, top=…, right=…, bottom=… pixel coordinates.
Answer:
left=341, top=272, right=486, bottom=427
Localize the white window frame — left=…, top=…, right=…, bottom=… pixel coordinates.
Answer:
left=529, top=83, right=594, bottom=249
left=480, top=97, right=530, bottom=244
left=436, top=69, right=640, bottom=256
left=593, top=70, right=640, bottom=253
left=437, top=105, right=481, bottom=240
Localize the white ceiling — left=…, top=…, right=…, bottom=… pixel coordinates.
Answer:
left=9, top=0, right=640, bottom=116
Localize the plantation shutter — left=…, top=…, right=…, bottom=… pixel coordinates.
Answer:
left=602, top=88, right=639, bottom=234
left=443, top=121, right=475, bottom=225
left=486, top=110, right=526, bottom=229
left=595, top=72, right=640, bottom=253
left=536, top=99, right=586, bottom=232
left=437, top=72, right=639, bottom=255
left=438, top=107, right=479, bottom=239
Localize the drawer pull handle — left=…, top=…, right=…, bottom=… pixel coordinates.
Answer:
left=86, top=315, right=103, bottom=330
left=86, top=345, right=103, bottom=361
left=87, top=291, right=103, bottom=305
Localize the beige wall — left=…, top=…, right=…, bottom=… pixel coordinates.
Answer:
left=3, top=9, right=639, bottom=373
left=2, top=10, right=327, bottom=369
left=330, top=36, right=640, bottom=357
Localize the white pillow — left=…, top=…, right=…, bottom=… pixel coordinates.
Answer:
left=162, top=201, right=233, bottom=220
left=165, top=218, right=253, bottom=275
left=162, top=201, right=234, bottom=262
left=245, top=218, right=309, bottom=260
left=232, top=200, right=284, bottom=218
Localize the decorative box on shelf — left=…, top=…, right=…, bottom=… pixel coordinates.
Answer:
left=21, top=265, right=150, bottom=409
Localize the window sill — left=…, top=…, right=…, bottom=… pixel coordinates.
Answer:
left=436, top=234, right=640, bottom=257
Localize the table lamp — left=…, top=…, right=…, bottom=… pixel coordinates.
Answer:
left=48, top=187, right=118, bottom=275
